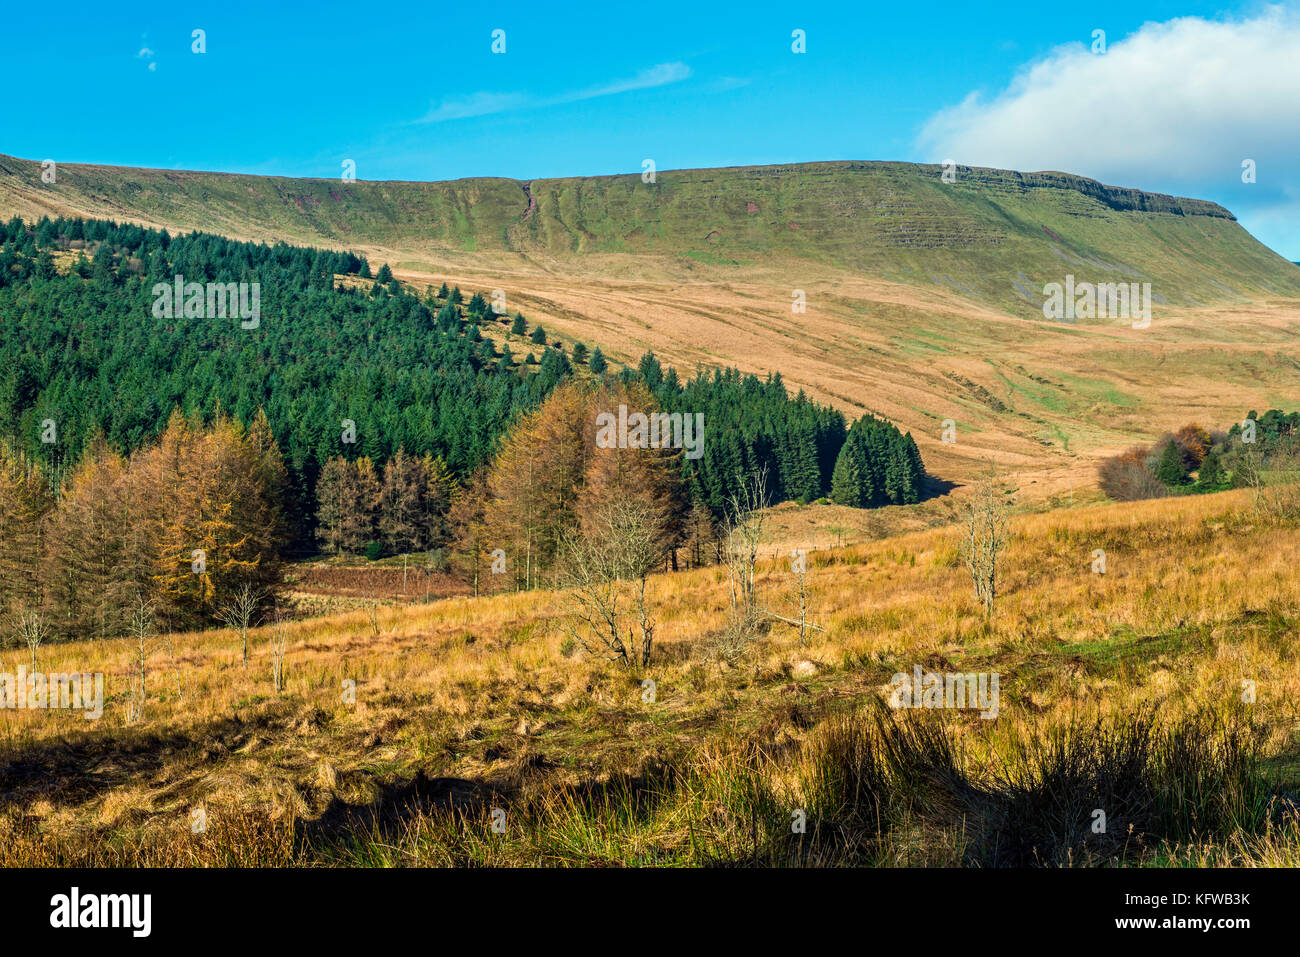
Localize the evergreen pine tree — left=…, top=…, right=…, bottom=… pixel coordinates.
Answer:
left=1156, top=439, right=1189, bottom=486
left=1197, top=448, right=1223, bottom=488
left=830, top=441, right=864, bottom=506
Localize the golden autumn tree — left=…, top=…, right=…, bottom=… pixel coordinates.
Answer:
left=142, top=411, right=283, bottom=627
left=682, top=496, right=720, bottom=569
left=43, top=435, right=138, bottom=640
left=340, top=457, right=382, bottom=554
left=579, top=381, right=687, bottom=571
left=314, top=455, right=352, bottom=555
left=448, top=470, right=491, bottom=596
left=478, top=380, right=691, bottom=590
left=379, top=448, right=422, bottom=555
left=484, top=382, right=591, bottom=589
left=0, top=441, right=52, bottom=621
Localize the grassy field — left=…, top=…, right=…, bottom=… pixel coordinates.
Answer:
left=281, top=557, right=470, bottom=618
left=3, top=489, right=1298, bottom=867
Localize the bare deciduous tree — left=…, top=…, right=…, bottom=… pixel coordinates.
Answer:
left=720, top=467, right=769, bottom=643
left=790, top=551, right=812, bottom=646
left=699, top=469, right=775, bottom=665
left=556, top=499, right=660, bottom=667
left=13, top=609, right=47, bottom=672
left=126, top=591, right=158, bottom=724
left=269, top=609, right=288, bottom=694
left=1240, top=444, right=1266, bottom=511
left=757, top=549, right=827, bottom=647
left=216, top=582, right=263, bottom=665
left=1249, top=436, right=1300, bottom=521
left=961, top=467, right=1013, bottom=617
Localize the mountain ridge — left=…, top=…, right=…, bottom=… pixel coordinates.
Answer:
left=0, top=152, right=1237, bottom=216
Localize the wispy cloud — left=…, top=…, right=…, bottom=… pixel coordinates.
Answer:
left=566, top=61, right=691, bottom=101
left=422, top=92, right=530, bottom=123
left=710, top=76, right=751, bottom=92
left=417, top=61, right=692, bottom=124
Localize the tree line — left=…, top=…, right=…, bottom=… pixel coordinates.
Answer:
left=315, top=450, right=453, bottom=558
left=0, top=411, right=284, bottom=641
left=0, top=215, right=929, bottom=638
left=1098, top=409, right=1299, bottom=501
left=2, top=215, right=925, bottom=539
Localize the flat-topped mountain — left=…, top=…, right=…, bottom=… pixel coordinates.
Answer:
left=2, top=155, right=1296, bottom=310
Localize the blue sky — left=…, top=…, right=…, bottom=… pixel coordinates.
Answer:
left=5, top=0, right=1299, bottom=257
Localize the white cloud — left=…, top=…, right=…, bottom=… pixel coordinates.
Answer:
left=917, top=7, right=1300, bottom=185
left=137, top=47, right=154, bottom=59
left=418, top=61, right=691, bottom=124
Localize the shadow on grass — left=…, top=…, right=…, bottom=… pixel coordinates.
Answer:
left=0, top=708, right=291, bottom=811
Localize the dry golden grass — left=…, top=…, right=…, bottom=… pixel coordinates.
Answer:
left=0, top=489, right=1297, bottom=865
left=391, top=261, right=1300, bottom=501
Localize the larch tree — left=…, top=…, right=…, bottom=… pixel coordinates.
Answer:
left=43, top=436, right=134, bottom=640
left=143, top=413, right=280, bottom=627
left=578, top=381, right=686, bottom=570
left=485, top=382, right=591, bottom=589
left=341, top=457, right=382, bottom=553
left=0, top=441, right=51, bottom=622
left=314, top=456, right=351, bottom=555
left=379, top=448, right=421, bottom=554
left=448, top=471, right=491, bottom=596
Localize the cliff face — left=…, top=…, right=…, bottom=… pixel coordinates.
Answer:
left=952, top=167, right=1234, bottom=219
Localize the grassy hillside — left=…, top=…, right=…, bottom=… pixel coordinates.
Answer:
left=5, top=153, right=1300, bottom=495
left=0, top=153, right=526, bottom=256
left=3, top=154, right=1297, bottom=309
left=2, top=490, right=1298, bottom=866
left=507, top=163, right=1300, bottom=311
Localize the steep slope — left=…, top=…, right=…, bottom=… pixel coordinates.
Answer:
left=2, top=155, right=1297, bottom=310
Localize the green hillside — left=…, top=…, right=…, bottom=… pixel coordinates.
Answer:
left=2, top=154, right=1298, bottom=313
